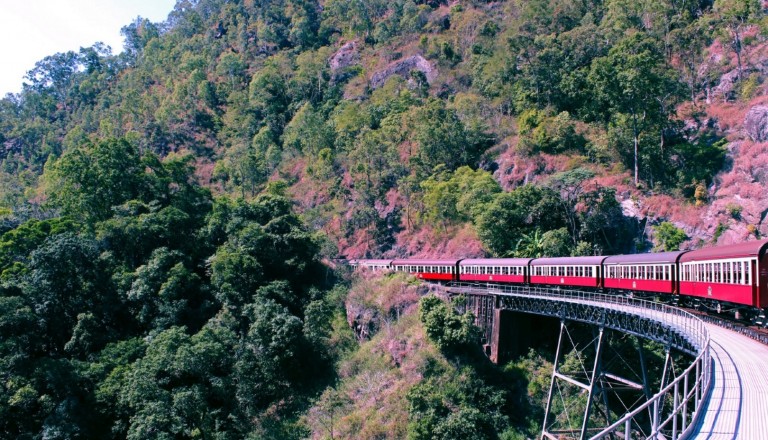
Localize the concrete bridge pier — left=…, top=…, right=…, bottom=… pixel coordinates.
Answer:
left=489, top=307, right=559, bottom=365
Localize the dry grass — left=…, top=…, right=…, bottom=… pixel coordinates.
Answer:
left=304, top=274, right=445, bottom=440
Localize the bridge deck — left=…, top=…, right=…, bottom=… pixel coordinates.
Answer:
left=693, top=323, right=768, bottom=440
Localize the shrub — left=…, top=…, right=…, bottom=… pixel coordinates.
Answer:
left=653, top=222, right=687, bottom=251
left=726, top=203, right=742, bottom=219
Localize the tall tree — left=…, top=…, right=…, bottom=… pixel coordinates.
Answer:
left=588, top=33, right=680, bottom=185
left=714, top=0, right=762, bottom=83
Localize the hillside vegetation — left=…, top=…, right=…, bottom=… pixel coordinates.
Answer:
left=2, top=0, right=768, bottom=438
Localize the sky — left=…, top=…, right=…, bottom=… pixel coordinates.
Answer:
left=0, top=0, right=177, bottom=96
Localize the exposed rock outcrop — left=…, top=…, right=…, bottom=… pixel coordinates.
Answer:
left=744, top=105, right=768, bottom=142
left=329, top=40, right=360, bottom=78
left=369, top=55, right=437, bottom=89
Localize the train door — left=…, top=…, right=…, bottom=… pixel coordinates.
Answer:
left=672, top=263, right=678, bottom=295
left=759, top=256, right=768, bottom=309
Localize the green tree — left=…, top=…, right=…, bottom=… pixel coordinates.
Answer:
left=653, top=221, right=688, bottom=251
left=588, top=33, right=680, bottom=186
left=715, top=0, right=762, bottom=83
left=419, top=295, right=477, bottom=353
left=409, top=98, right=493, bottom=175
left=476, top=185, right=566, bottom=257
left=43, top=138, right=146, bottom=224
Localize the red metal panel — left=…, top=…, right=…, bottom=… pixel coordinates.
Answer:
left=530, top=275, right=599, bottom=288
left=459, top=274, right=526, bottom=284
left=604, top=278, right=674, bottom=294
left=460, top=258, right=532, bottom=266
left=531, top=256, right=606, bottom=266
left=679, top=239, right=768, bottom=262
left=679, top=281, right=756, bottom=306
left=416, top=272, right=454, bottom=282
left=392, top=259, right=461, bottom=266
left=604, top=251, right=686, bottom=265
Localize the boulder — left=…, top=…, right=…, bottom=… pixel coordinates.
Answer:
left=744, top=105, right=768, bottom=142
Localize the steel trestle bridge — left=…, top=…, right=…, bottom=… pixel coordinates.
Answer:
left=442, top=282, right=768, bottom=439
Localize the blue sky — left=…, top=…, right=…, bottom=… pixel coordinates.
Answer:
left=0, top=0, right=177, bottom=96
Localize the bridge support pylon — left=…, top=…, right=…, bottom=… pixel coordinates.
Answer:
left=541, top=320, right=652, bottom=440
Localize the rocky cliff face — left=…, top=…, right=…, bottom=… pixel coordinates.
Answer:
left=369, top=55, right=437, bottom=89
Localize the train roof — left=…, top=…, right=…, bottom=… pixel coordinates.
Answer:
left=460, top=258, right=532, bottom=266
left=530, top=256, right=607, bottom=266
left=352, top=259, right=392, bottom=264
left=604, top=251, right=687, bottom=265
left=680, top=239, right=768, bottom=262
left=391, top=259, right=461, bottom=265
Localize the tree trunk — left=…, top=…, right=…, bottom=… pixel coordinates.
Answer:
left=632, top=113, right=639, bottom=186
left=734, top=28, right=743, bottom=83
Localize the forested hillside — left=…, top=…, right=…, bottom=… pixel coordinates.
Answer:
left=2, top=0, right=768, bottom=438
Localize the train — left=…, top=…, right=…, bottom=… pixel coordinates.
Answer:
left=348, top=239, right=768, bottom=325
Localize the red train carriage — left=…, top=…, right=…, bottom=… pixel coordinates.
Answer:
left=603, top=251, right=687, bottom=295
left=349, top=259, right=393, bottom=272
left=529, top=256, right=607, bottom=288
left=459, top=258, right=531, bottom=284
left=391, top=259, right=461, bottom=282
left=679, top=239, right=768, bottom=309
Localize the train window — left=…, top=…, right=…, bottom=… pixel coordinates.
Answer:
left=713, top=264, right=718, bottom=283
left=743, top=261, right=747, bottom=284
left=736, top=262, right=743, bottom=284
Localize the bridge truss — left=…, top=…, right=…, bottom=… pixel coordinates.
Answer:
left=445, top=283, right=711, bottom=440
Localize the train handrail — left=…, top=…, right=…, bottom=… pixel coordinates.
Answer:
left=444, top=282, right=711, bottom=440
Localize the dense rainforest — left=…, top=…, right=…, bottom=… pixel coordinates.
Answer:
left=2, top=0, right=768, bottom=438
